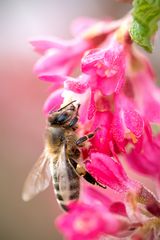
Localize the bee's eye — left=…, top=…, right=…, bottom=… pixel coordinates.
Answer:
left=56, top=112, right=69, bottom=123
left=48, top=112, right=70, bottom=125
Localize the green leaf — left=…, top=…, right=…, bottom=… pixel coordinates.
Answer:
left=130, top=0, right=160, bottom=52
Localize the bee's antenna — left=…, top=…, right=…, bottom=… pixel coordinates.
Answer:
left=58, top=100, right=77, bottom=112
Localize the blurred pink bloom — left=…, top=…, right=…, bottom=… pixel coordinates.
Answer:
left=127, top=132, right=160, bottom=182
left=31, top=37, right=90, bottom=77
left=129, top=53, right=160, bottom=123
left=30, top=37, right=70, bottom=54
left=56, top=203, right=118, bottom=240
left=56, top=187, right=129, bottom=240
left=31, top=17, right=120, bottom=80
left=56, top=186, right=160, bottom=240
left=70, top=17, right=100, bottom=36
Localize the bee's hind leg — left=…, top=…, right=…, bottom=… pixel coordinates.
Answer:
left=82, top=171, right=106, bottom=189
left=69, top=158, right=106, bottom=189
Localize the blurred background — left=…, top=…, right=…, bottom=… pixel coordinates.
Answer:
left=0, top=1, right=159, bottom=240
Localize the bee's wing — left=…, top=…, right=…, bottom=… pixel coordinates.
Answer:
left=55, top=145, right=74, bottom=202
left=22, top=151, right=51, bottom=202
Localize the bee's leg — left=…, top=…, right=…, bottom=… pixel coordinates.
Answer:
left=76, top=129, right=99, bottom=146
left=82, top=171, right=106, bottom=189
left=69, top=159, right=106, bottom=189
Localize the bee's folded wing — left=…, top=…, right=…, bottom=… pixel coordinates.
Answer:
left=55, top=146, right=70, bottom=202
left=22, top=151, right=51, bottom=201
left=55, top=145, right=79, bottom=203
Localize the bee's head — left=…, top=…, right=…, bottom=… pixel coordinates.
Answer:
left=47, top=101, right=77, bottom=127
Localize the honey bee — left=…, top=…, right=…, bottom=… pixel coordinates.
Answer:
left=22, top=101, right=105, bottom=211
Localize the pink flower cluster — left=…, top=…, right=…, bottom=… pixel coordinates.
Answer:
left=31, top=16, right=160, bottom=239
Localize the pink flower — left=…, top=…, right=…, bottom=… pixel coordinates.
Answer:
left=75, top=94, right=144, bottom=156
left=56, top=187, right=129, bottom=240
left=64, top=74, right=90, bottom=94
left=31, top=18, right=120, bottom=81
left=30, top=14, right=160, bottom=240
left=57, top=203, right=110, bottom=240
left=70, top=17, right=100, bottom=37
left=85, top=152, right=137, bottom=193
left=64, top=76, right=96, bottom=120
left=43, top=88, right=64, bottom=114
left=127, top=50, right=160, bottom=124
left=81, top=38, right=126, bottom=95
left=111, top=94, right=144, bottom=151
left=126, top=132, right=160, bottom=183
left=56, top=186, right=160, bottom=240
left=31, top=37, right=90, bottom=77
left=88, top=111, right=113, bottom=155
left=64, top=38, right=127, bottom=120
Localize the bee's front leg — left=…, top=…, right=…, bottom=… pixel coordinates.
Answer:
left=76, top=129, right=99, bottom=146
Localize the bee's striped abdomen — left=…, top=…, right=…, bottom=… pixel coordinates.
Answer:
left=53, top=167, right=80, bottom=211
left=50, top=149, right=80, bottom=211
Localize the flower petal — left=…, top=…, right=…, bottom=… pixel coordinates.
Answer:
left=86, top=152, right=134, bottom=192
left=56, top=203, right=107, bottom=240
left=89, top=111, right=113, bottom=155
left=82, top=186, right=112, bottom=209
left=64, top=75, right=89, bottom=94
left=56, top=201, right=129, bottom=240
left=127, top=133, right=160, bottom=177
left=129, top=52, right=160, bottom=123
left=39, top=74, right=67, bottom=83
left=43, top=89, right=63, bottom=114
left=88, top=90, right=96, bottom=120
left=30, top=37, right=69, bottom=54
left=82, top=48, right=105, bottom=76
left=124, top=109, right=144, bottom=138
left=70, top=17, right=98, bottom=36
left=109, top=202, right=127, bottom=217
left=33, top=49, right=75, bottom=76
left=81, top=40, right=126, bottom=95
